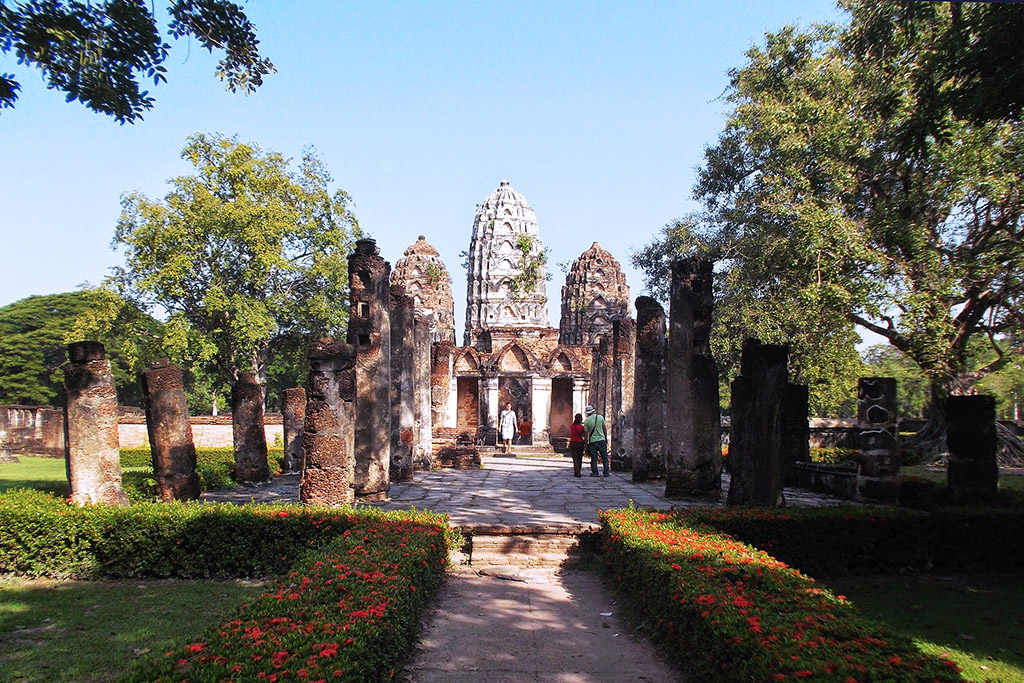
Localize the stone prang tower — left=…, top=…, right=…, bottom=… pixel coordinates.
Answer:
left=464, top=180, right=549, bottom=345
left=559, top=242, right=630, bottom=345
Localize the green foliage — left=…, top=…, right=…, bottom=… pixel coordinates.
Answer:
left=600, top=507, right=964, bottom=681
left=808, top=447, right=858, bottom=465
left=0, top=291, right=161, bottom=406
left=119, top=446, right=283, bottom=500
left=110, top=133, right=360, bottom=394
left=636, top=2, right=1024, bottom=410
left=0, top=0, right=274, bottom=122
left=506, top=234, right=552, bottom=297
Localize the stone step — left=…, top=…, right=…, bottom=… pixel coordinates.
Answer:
left=459, top=523, right=601, bottom=568
left=478, top=445, right=559, bottom=457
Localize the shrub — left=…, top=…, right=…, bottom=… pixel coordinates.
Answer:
left=123, top=513, right=452, bottom=683
left=808, top=447, right=857, bottom=465
left=119, top=447, right=285, bottom=499
left=600, top=507, right=964, bottom=682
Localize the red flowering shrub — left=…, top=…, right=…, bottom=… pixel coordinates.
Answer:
left=123, top=511, right=454, bottom=682
left=600, top=507, right=964, bottom=682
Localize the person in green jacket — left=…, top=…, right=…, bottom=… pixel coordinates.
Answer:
left=583, top=405, right=609, bottom=477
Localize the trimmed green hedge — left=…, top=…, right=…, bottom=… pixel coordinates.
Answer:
left=122, top=513, right=453, bottom=683
left=601, top=507, right=964, bottom=682
left=0, top=489, right=451, bottom=579
left=119, top=446, right=284, bottom=501
left=677, top=505, right=1024, bottom=577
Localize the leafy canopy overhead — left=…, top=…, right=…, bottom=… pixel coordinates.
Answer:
left=0, top=0, right=274, bottom=122
left=111, top=132, right=360, bottom=386
left=637, top=1, right=1024, bottom=411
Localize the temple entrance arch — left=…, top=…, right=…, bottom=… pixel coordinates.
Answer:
left=550, top=378, right=573, bottom=443
left=456, top=377, right=479, bottom=436
left=498, top=377, right=531, bottom=445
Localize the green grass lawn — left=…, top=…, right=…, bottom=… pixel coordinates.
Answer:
left=902, top=465, right=1024, bottom=492
left=0, top=576, right=265, bottom=683
left=826, top=574, right=1024, bottom=683
left=0, top=455, right=68, bottom=496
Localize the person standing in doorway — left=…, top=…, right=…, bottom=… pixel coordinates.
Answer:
left=569, top=413, right=586, bottom=477
left=498, top=402, right=517, bottom=454
left=584, top=405, right=609, bottom=477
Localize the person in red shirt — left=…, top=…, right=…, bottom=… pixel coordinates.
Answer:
left=568, top=413, right=586, bottom=477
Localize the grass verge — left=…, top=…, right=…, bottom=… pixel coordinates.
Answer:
left=0, top=576, right=264, bottom=683
left=825, top=574, right=1024, bottom=683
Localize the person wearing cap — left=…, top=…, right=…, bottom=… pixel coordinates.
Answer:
left=583, top=405, right=609, bottom=477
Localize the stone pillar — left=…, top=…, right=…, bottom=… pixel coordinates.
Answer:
left=665, top=257, right=722, bottom=499
left=572, top=379, right=590, bottom=419
left=946, top=395, right=998, bottom=505
left=480, top=376, right=500, bottom=445
left=446, top=375, right=458, bottom=428
left=231, top=372, right=270, bottom=483
left=431, top=340, right=454, bottom=430
left=633, top=296, right=666, bottom=482
left=727, top=339, right=788, bottom=506
left=413, top=316, right=433, bottom=469
left=63, top=341, right=128, bottom=506
left=300, top=338, right=357, bottom=506
left=141, top=359, right=200, bottom=502
left=348, top=238, right=391, bottom=500
left=611, top=317, right=636, bottom=471
left=282, top=388, right=306, bottom=473
left=856, top=377, right=900, bottom=503
left=781, top=383, right=810, bottom=486
left=531, top=376, right=552, bottom=446
left=390, top=286, right=416, bottom=482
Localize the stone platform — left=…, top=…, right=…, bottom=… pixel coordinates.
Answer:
left=203, top=453, right=853, bottom=525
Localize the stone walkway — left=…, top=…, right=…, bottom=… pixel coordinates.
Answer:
left=203, top=454, right=852, bottom=524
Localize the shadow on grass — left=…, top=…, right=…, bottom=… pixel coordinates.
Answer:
left=0, top=577, right=264, bottom=683
left=826, top=574, right=1024, bottom=682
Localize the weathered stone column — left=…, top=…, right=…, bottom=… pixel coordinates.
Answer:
left=141, top=359, right=200, bottom=502
left=572, top=378, right=590, bottom=419
left=390, top=286, right=416, bottom=482
left=727, top=339, right=788, bottom=506
left=300, top=338, right=357, bottom=506
left=946, top=394, right=998, bottom=505
left=531, top=376, right=552, bottom=445
left=231, top=372, right=270, bottom=483
left=781, top=383, right=810, bottom=486
left=431, top=340, right=454, bottom=431
left=348, top=238, right=391, bottom=500
left=856, top=377, right=900, bottom=503
left=633, top=296, right=666, bottom=482
left=611, top=317, right=636, bottom=471
left=446, top=375, right=458, bottom=429
left=283, top=388, right=306, bottom=473
left=63, top=341, right=128, bottom=506
left=413, top=316, right=433, bottom=469
left=480, top=376, right=500, bottom=444
left=665, top=257, right=722, bottom=499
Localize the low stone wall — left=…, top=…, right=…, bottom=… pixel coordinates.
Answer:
left=793, top=462, right=858, bottom=500
left=1, top=405, right=284, bottom=453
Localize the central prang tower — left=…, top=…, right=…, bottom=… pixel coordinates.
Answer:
left=464, top=180, right=549, bottom=346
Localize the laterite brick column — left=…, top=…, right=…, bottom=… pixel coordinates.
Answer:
left=727, top=339, right=788, bottom=507
left=301, top=338, right=357, bottom=506
left=231, top=372, right=270, bottom=483
left=632, top=296, right=666, bottom=482
left=413, top=316, right=433, bottom=469
left=611, top=317, right=635, bottom=471
left=348, top=238, right=391, bottom=500
left=855, top=377, right=900, bottom=503
left=283, top=388, right=306, bottom=473
left=390, top=286, right=416, bottom=482
left=664, top=257, right=721, bottom=500
left=63, top=341, right=128, bottom=506
left=141, top=359, right=200, bottom=501
left=946, top=394, right=998, bottom=505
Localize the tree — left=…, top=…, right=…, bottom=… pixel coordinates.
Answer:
left=0, top=0, right=274, bottom=122
left=0, top=290, right=161, bottom=406
left=111, top=132, right=360, bottom=398
left=638, top=2, right=1024, bottom=445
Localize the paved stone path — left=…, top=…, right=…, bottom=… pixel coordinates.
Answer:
left=399, top=566, right=681, bottom=683
left=203, top=454, right=852, bottom=524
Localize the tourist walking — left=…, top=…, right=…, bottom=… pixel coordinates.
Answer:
left=569, top=413, right=586, bottom=477
left=498, top=402, right=517, bottom=453
left=584, top=405, right=609, bottom=477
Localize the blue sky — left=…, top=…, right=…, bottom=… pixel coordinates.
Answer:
left=0, top=0, right=844, bottom=334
